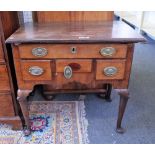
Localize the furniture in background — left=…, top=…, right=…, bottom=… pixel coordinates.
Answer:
left=6, top=11, right=145, bottom=135
left=0, top=12, right=22, bottom=129
left=33, top=11, right=114, bottom=22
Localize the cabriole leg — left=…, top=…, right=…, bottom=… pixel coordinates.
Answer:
left=17, top=89, right=32, bottom=136
left=116, top=89, right=129, bottom=134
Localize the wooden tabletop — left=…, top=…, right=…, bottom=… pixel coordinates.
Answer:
left=6, top=21, right=145, bottom=44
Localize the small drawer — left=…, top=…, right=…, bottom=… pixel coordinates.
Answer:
left=56, top=59, right=92, bottom=73
left=0, top=93, right=15, bottom=117
left=19, top=44, right=127, bottom=59
left=0, top=65, right=10, bottom=91
left=96, top=60, right=126, bottom=80
left=55, top=59, right=93, bottom=86
left=21, top=60, right=52, bottom=81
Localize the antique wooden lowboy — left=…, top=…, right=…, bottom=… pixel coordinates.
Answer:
left=6, top=18, right=145, bottom=135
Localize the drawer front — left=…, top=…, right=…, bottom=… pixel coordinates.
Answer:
left=0, top=65, right=10, bottom=91
left=21, top=60, right=52, bottom=81
left=0, top=93, right=15, bottom=116
left=56, top=59, right=92, bottom=73
left=56, top=60, right=92, bottom=84
left=19, top=44, right=127, bottom=59
left=96, top=60, right=126, bottom=80
left=0, top=37, right=4, bottom=61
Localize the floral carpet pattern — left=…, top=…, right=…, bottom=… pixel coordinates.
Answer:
left=0, top=101, right=89, bottom=144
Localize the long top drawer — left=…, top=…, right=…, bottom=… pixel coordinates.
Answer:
left=19, top=44, right=127, bottom=59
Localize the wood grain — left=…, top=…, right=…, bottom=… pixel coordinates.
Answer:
left=0, top=93, right=15, bottom=116
left=55, top=73, right=93, bottom=89
left=0, top=65, right=10, bottom=91
left=6, top=21, right=145, bottom=44
left=0, top=11, right=19, bottom=39
left=56, top=59, right=92, bottom=72
left=19, top=44, right=127, bottom=59
left=33, top=11, right=114, bottom=23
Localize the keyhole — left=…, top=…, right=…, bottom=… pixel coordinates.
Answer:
left=71, top=47, right=77, bottom=53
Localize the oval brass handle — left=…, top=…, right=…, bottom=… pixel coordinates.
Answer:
left=64, top=66, right=72, bottom=79
left=32, top=47, right=48, bottom=57
left=100, top=47, right=116, bottom=57
left=71, top=47, right=77, bottom=54
left=29, top=66, right=44, bottom=76
left=103, top=66, right=118, bottom=76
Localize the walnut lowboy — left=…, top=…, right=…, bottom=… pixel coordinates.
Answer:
left=7, top=21, right=145, bottom=135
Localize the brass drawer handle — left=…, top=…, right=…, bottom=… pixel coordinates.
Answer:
left=100, top=47, right=116, bottom=57
left=29, top=66, right=44, bottom=76
left=64, top=66, right=72, bottom=79
left=32, top=47, right=48, bottom=57
left=71, top=47, right=77, bottom=54
left=103, top=66, right=118, bottom=76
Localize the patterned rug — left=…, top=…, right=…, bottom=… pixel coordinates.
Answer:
left=0, top=101, right=89, bottom=144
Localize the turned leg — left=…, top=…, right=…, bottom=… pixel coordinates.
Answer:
left=98, top=84, right=112, bottom=102
left=42, top=93, right=56, bottom=101
left=116, top=89, right=129, bottom=134
left=17, top=89, right=32, bottom=136
left=38, top=85, right=55, bottom=101
left=104, top=84, right=112, bottom=102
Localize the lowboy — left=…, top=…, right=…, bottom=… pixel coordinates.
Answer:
left=7, top=21, right=145, bottom=135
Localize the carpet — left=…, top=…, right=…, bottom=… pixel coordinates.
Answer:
left=0, top=101, right=89, bottom=144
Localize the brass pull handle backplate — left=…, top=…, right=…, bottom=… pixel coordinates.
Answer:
left=32, top=47, right=48, bottom=57
left=100, top=47, right=116, bottom=57
left=29, top=66, right=44, bottom=76
left=103, top=66, right=118, bottom=76
left=64, top=66, right=72, bottom=79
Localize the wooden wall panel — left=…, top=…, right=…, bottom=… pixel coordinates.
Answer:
left=33, top=11, right=114, bottom=23
left=0, top=11, right=19, bottom=39
left=0, top=12, right=22, bottom=129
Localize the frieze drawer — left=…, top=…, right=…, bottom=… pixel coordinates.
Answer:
left=19, top=44, right=127, bottom=59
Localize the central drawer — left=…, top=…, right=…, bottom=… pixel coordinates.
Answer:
left=55, top=59, right=93, bottom=88
left=19, top=44, right=127, bottom=59
left=56, top=59, right=92, bottom=73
